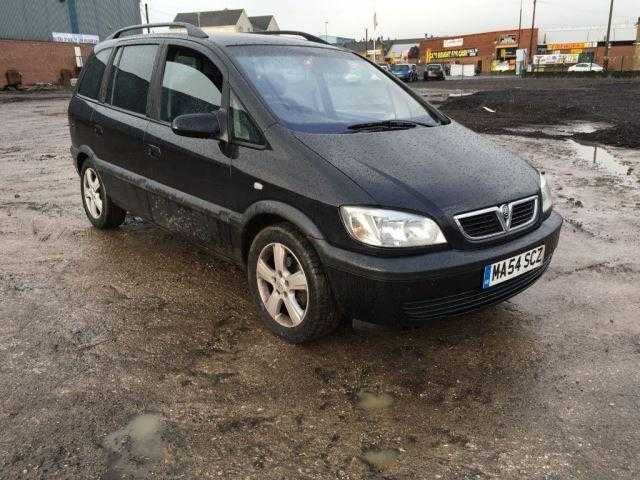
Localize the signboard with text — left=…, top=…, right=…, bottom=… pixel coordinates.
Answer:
left=443, top=38, right=464, bottom=48
left=547, top=42, right=597, bottom=51
left=52, top=32, right=99, bottom=44
left=428, top=48, right=479, bottom=61
left=532, top=53, right=579, bottom=65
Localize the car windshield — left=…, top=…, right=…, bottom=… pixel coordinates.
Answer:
left=391, top=64, right=410, bottom=72
left=427, top=65, right=440, bottom=71
left=230, top=46, right=442, bottom=133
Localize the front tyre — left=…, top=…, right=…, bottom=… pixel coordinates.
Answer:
left=247, top=223, right=339, bottom=343
left=80, top=160, right=126, bottom=229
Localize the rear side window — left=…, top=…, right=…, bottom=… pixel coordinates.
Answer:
left=160, top=46, right=223, bottom=122
left=109, top=44, right=158, bottom=115
left=77, top=49, right=111, bottom=99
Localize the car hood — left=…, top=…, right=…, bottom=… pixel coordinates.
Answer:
left=293, top=121, right=540, bottom=216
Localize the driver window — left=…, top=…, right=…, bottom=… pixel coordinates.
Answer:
left=160, top=46, right=223, bottom=123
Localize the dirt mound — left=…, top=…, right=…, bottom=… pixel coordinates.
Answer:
left=574, top=123, right=640, bottom=149
left=440, top=80, right=640, bottom=148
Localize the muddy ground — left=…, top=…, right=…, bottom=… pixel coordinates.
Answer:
left=1, top=82, right=640, bottom=479
left=417, top=77, right=640, bottom=149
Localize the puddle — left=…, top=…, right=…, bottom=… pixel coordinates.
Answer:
left=569, top=140, right=630, bottom=176
left=447, top=91, right=475, bottom=98
left=506, top=121, right=612, bottom=137
left=417, top=88, right=476, bottom=106
left=362, top=449, right=400, bottom=471
left=103, top=414, right=167, bottom=479
left=357, top=391, right=394, bottom=410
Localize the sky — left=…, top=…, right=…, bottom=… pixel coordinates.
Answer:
left=144, top=0, right=639, bottom=40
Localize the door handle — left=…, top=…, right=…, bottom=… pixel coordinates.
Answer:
left=93, top=124, right=103, bottom=136
left=145, top=144, right=161, bottom=159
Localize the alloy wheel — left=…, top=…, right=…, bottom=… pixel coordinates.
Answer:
left=256, top=242, right=309, bottom=328
left=83, top=167, right=103, bottom=219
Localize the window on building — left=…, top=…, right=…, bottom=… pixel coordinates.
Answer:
left=230, top=91, right=264, bottom=145
left=109, top=44, right=158, bottom=115
left=77, top=48, right=111, bottom=100
left=160, top=46, right=223, bottom=123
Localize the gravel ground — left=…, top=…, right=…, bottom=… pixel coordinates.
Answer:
left=1, top=92, right=639, bottom=479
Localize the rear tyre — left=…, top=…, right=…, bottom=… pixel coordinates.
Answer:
left=80, top=160, right=126, bottom=229
left=247, top=223, right=339, bottom=343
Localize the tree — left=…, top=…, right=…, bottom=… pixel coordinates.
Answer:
left=408, top=46, right=420, bottom=59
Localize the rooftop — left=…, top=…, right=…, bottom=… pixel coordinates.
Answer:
left=248, top=15, right=275, bottom=31
left=173, top=9, right=244, bottom=28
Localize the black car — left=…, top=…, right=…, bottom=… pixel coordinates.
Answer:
left=69, top=23, right=562, bottom=343
left=424, top=63, right=446, bottom=81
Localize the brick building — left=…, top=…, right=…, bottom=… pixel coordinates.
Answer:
left=534, top=41, right=636, bottom=71
left=419, top=28, right=538, bottom=74
left=0, top=0, right=141, bottom=89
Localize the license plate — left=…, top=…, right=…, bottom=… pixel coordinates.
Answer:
left=483, top=245, right=545, bottom=289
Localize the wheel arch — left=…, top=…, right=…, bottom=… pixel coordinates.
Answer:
left=239, top=201, right=325, bottom=264
left=74, top=145, right=97, bottom=174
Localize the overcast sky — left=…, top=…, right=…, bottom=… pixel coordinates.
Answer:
left=144, top=0, right=638, bottom=39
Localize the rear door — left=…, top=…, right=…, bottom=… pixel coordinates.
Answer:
left=91, top=42, right=160, bottom=217
left=143, top=40, right=234, bottom=253
left=69, top=47, right=112, bottom=156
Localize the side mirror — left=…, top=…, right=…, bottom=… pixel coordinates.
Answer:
left=171, top=112, right=221, bottom=139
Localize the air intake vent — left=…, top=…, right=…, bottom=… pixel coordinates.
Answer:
left=457, top=212, right=503, bottom=238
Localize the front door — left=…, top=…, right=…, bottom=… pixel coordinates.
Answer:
left=143, top=41, right=233, bottom=253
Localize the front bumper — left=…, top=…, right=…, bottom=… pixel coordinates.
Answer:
left=313, top=212, right=562, bottom=325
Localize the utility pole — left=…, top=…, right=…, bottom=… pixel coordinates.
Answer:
left=528, top=0, right=537, bottom=65
left=325, top=21, right=328, bottom=42
left=517, top=0, right=523, bottom=49
left=603, top=0, right=615, bottom=71
left=365, top=28, right=369, bottom=60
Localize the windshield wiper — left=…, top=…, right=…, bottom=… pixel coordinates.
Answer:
left=347, top=120, right=418, bottom=131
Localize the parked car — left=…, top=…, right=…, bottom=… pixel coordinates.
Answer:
left=390, top=63, right=417, bottom=82
left=69, top=23, right=562, bottom=343
left=423, top=63, right=446, bottom=81
left=378, top=63, right=390, bottom=72
left=568, top=63, right=604, bottom=72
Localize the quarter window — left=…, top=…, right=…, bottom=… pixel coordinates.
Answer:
left=160, top=46, right=223, bottom=123
left=109, top=44, right=158, bottom=115
left=77, top=48, right=111, bottom=99
left=230, top=91, right=264, bottom=145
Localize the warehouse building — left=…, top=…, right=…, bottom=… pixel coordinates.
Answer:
left=0, top=0, right=141, bottom=88
left=419, top=28, right=538, bottom=74
left=418, top=20, right=640, bottom=74
left=535, top=21, right=640, bottom=71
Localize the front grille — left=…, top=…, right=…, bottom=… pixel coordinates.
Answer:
left=511, top=199, right=536, bottom=228
left=457, top=212, right=503, bottom=238
left=454, top=196, right=539, bottom=241
left=402, top=259, right=550, bottom=321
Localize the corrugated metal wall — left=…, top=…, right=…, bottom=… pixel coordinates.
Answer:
left=0, top=0, right=141, bottom=42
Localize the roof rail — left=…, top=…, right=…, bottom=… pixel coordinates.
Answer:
left=251, top=30, right=331, bottom=46
left=107, top=22, right=208, bottom=40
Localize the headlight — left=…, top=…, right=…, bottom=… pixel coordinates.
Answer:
left=540, top=172, right=553, bottom=213
left=340, top=206, right=447, bottom=248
